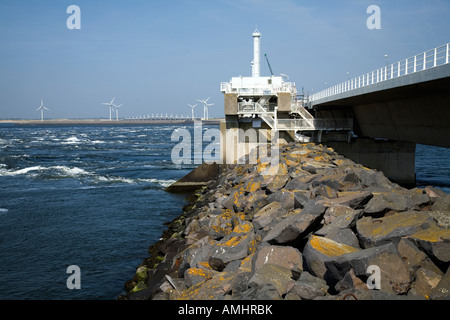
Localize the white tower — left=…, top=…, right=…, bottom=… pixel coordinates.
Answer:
left=251, top=29, right=261, bottom=77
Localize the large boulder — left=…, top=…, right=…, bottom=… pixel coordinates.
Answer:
left=317, top=191, right=372, bottom=209
left=252, top=245, right=303, bottom=273
left=262, top=201, right=325, bottom=244
left=209, top=232, right=258, bottom=264
left=252, top=201, right=285, bottom=230
left=302, top=235, right=359, bottom=280
left=430, top=268, right=450, bottom=300
left=407, top=225, right=450, bottom=268
left=408, top=267, right=443, bottom=298
left=324, top=242, right=411, bottom=294
left=248, top=264, right=296, bottom=296
left=431, top=194, right=450, bottom=211
left=356, top=211, right=437, bottom=247
left=288, top=271, right=329, bottom=300
left=364, top=190, right=430, bottom=215
left=174, top=271, right=236, bottom=300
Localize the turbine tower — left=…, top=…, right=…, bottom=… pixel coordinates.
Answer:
left=196, top=98, right=214, bottom=120
left=113, top=103, right=123, bottom=121
left=188, top=103, right=197, bottom=120
left=101, top=97, right=115, bottom=121
left=36, top=99, right=49, bottom=121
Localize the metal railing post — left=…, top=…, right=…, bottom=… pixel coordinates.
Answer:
left=398, top=61, right=401, bottom=76
left=414, top=55, right=417, bottom=73
left=423, top=52, right=427, bottom=70
left=405, top=58, right=408, bottom=75
left=434, top=48, right=437, bottom=67
left=447, top=43, right=449, bottom=64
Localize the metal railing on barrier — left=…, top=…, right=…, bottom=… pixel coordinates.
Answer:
left=309, top=43, right=450, bottom=102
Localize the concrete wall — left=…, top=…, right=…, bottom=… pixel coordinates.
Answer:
left=277, top=92, right=291, bottom=112
left=224, top=93, right=238, bottom=115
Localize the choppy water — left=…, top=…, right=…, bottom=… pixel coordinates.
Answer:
left=0, top=124, right=448, bottom=299
left=0, top=124, right=214, bottom=300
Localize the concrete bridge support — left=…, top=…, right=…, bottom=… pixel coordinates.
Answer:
left=325, top=138, right=416, bottom=187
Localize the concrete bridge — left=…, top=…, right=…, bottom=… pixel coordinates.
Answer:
left=304, top=44, right=449, bottom=186
left=307, top=43, right=450, bottom=148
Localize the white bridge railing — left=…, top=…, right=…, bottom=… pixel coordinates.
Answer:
left=309, top=43, right=450, bottom=102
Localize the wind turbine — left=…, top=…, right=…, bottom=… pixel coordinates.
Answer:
left=113, top=103, right=123, bottom=121
left=101, top=97, right=115, bottom=121
left=36, top=99, right=49, bottom=121
left=188, top=103, right=197, bottom=120
left=196, top=97, right=214, bottom=120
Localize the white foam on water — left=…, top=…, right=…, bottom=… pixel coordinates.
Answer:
left=62, top=136, right=81, bottom=144
left=0, top=166, right=45, bottom=176
left=51, top=166, right=91, bottom=177
left=0, top=208, right=9, bottom=214
left=139, top=178, right=177, bottom=188
left=0, top=165, right=92, bottom=178
left=95, top=176, right=136, bottom=184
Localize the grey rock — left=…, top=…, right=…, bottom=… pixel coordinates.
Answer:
left=285, top=178, right=309, bottom=191
left=364, top=191, right=430, bottom=214
left=324, top=242, right=398, bottom=284
left=430, top=268, right=450, bottom=300
left=294, top=191, right=311, bottom=209
left=267, top=190, right=295, bottom=210
left=432, top=194, right=450, bottom=211
left=252, top=201, right=285, bottom=230
left=237, top=283, right=282, bottom=300
left=248, top=264, right=295, bottom=296
left=252, top=245, right=303, bottom=272
left=289, top=271, right=329, bottom=300
left=262, top=201, right=325, bottom=244
left=209, top=232, right=257, bottom=264
left=356, top=211, right=436, bottom=247
left=317, top=191, right=372, bottom=209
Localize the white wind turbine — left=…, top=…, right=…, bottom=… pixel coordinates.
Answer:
left=113, top=103, right=123, bottom=121
left=188, top=103, right=197, bottom=120
left=101, top=97, right=115, bottom=121
left=196, top=97, right=214, bottom=120
left=36, top=99, right=49, bottom=121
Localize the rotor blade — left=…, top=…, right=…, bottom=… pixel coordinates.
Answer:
left=110, top=98, right=115, bottom=104
left=43, top=107, right=49, bottom=111
left=204, top=97, right=210, bottom=102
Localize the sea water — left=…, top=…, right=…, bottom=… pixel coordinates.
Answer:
left=0, top=124, right=448, bottom=299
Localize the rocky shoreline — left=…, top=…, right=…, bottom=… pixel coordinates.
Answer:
left=119, top=142, right=450, bottom=300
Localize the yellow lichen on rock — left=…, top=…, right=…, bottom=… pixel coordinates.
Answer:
left=310, top=235, right=359, bottom=257
left=232, top=220, right=253, bottom=234
left=409, top=225, right=450, bottom=242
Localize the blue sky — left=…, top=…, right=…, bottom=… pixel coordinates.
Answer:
left=0, top=0, right=449, bottom=119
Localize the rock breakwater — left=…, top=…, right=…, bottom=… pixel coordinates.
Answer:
left=121, top=142, right=450, bottom=300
